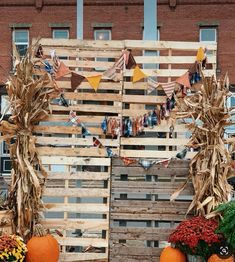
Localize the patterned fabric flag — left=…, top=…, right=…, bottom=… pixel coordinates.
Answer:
left=81, top=123, right=91, bottom=137
left=54, top=61, right=71, bottom=79
left=147, top=77, right=159, bottom=94
left=71, top=72, right=85, bottom=91
left=126, top=51, right=136, bottom=69
left=103, top=53, right=125, bottom=82
left=196, top=47, right=205, bottom=62
left=86, top=74, right=102, bottom=92
left=93, top=137, right=103, bottom=148
left=159, top=81, right=176, bottom=98
left=59, top=93, right=69, bottom=107
left=69, top=110, right=81, bottom=126
left=132, top=65, right=147, bottom=83
left=155, top=158, right=171, bottom=168
left=176, top=71, right=191, bottom=88
left=138, top=159, right=156, bottom=170
left=35, top=44, right=43, bottom=58
left=120, top=157, right=137, bottom=166
left=106, top=147, right=116, bottom=158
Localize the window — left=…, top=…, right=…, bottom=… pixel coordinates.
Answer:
left=52, top=29, right=69, bottom=39
left=200, top=28, right=217, bottom=43
left=13, top=29, right=29, bottom=57
left=1, top=95, right=11, bottom=115
left=94, top=29, right=112, bottom=71
left=0, top=157, right=12, bottom=173
left=94, top=29, right=111, bottom=40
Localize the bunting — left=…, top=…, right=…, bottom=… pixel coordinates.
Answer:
left=120, top=157, right=137, bottom=166
left=50, top=50, right=71, bottom=79
left=132, top=65, right=147, bottom=83
left=147, top=77, right=159, bottom=94
left=69, top=110, right=81, bottom=126
left=85, top=74, right=102, bottom=92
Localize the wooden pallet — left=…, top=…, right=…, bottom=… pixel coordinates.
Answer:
left=109, top=158, right=192, bottom=262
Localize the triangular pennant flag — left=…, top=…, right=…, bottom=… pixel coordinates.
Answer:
left=81, top=123, right=90, bottom=137
left=139, top=159, right=156, bottom=170
left=106, top=147, right=115, bottom=158
left=122, top=49, right=130, bottom=65
left=59, top=93, right=69, bottom=107
left=176, top=71, right=191, bottom=88
left=126, top=52, right=136, bottom=69
left=160, top=81, right=176, bottom=98
left=132, top=65, right=147, bottom=83
left=196, top=47, right=205, bottom=62
left=93, top=137, right=103, bottom=148
left=69, top=110, right=80, bottom=126
left=147, top=77, right=160, bottom=94
left=120, top=157, right=137, bottom=166
left=223, top=72, right=230, bottom=89
left=103, top=66, right=122, bottom=82
left=176, top=148, right=187, bottom=159
left=55, top=61, right=71, bottom=79
left=35, top=44, right=43, bottom=58
left=71, top=72, right=85, bottom=91
left=86, top=74, right=102, bottom=92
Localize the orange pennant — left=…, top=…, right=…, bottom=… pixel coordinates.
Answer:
left=132, top=65, right=147, bottom=83
left=86, top=74, right=102, bottom=92
left=55, top=62, right=71, bottom=79
left=196, top=47, right=205, bottom=62
left=176, top=71, right=191, bottom=88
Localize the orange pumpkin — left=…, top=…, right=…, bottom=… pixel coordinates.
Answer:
left=207, top=254, right=234, bottom=262
left=160, top=246, right=186, bottom=262
left=26, top=224, right=60, bottom=262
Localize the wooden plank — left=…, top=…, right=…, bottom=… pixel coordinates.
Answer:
left=36, top=137, right=119, bottom=147
left=120, top=150, right=196, bottom=159
left=42, top=219, right=108, bottom=230
left=38, top=147, right=118, bottom=157
left=111, top=246, right=162, bottom=257
left=122, top=94, right=166, bottom=104
left=41, top=156, right=110, bottom=166
left=34, top=126, right=102, bottom=135
left=56, top=81, right=122, bottom=90
left=46, top=171, right=109, bottom=180
left=121, top=137, right=189, bottom=146
left=44, top=188, right=109, bottom=197
left=46, top=203, right=109, bottom=213
left=111, top=213, right=187, bottom=221
left=56, top=236, right=108, bottom=247
left=50, top=104, right=121, bottom=114
left=39, top=38, right=217, bottom=51
left=63, top=92, right=122, bottom=102
left=59, top=253, right=108, bottom=262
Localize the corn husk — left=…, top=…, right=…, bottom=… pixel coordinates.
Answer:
left=1, top=45, right=57, bottom=239
left=172, top=75, right=233, bottom=216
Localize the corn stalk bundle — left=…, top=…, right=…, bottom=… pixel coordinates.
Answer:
left=1, top=45, right=58, bottom=239
left=173, top=76, right=234, bottom=216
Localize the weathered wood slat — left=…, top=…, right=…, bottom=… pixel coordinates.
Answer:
left=56, top=236, right=108, bottom=247
left=44, top=188, right=109, bottom=197
left=46, top=203, right=109, bottom=213
left=41, top=156, right=111, bottom=166
left=121, top=137, right=189, bottom=146
left=46, top=171, right=109, bottom=180
left=42, top=219, right=108, bottom=231
left=122, top=94, right=166, bottom=104
left=111, top=213, right=187, bottom=221
left=38, top=147, right=118, bottom=157
left=63, top=92, right=122, bottom=102
left=59, top=253, right=108, bottom=262
left=120, top=150, right=196, bottom=159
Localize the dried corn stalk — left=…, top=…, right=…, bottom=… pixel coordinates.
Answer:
left=172, top=75, right=234, bottom=216
left=1, top=45, right=58, bottom=239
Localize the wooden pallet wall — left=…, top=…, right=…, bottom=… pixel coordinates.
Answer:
left=34, top=39, right=217, bottom=261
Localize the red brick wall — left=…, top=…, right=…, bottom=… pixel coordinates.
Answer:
left=0, top=0, right=235, bottom=83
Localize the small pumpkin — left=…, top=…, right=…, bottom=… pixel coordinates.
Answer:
left=26, top=224, right=60, bottom=262
left=207, top=254, right=234, bottom=262
left=160, top=246, right=186, bottom=262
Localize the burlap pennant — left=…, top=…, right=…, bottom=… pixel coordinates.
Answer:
left=55, top=61, right=71, bottom=79
left=147, top=77, right=159, bottom=94
left=126, top=51, right=136, bottom=69
left=86, top=74, right=102, bottom=92
left=196, top=47, right=205, bottom=62
left=160, top=81, right=176, bottom=98
left=132, top=65, right=147, bottom=83
left=121, top=157, right=137, bottom=166
left=71, top=72, right=85, bottom=91
left=176, top=71, right=191, bottom=88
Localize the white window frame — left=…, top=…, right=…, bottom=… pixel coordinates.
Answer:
left=199, top=27, right=217, bottom=43
left=94, top=29, right=111, bottom=40
left=52, top=29, right=69, bottom=39
left=12, top=29, right=29, bottom=57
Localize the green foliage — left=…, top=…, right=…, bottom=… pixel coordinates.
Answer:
left=216, top=200, right=235, bottom=249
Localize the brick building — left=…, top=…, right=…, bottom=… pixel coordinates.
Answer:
left=0, top=0, right=235, bottom=84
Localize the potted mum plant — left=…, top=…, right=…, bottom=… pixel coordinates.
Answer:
left=0, top=234, right=27, bottom=261
left=169, top=216, right=221, bottom=262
